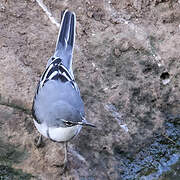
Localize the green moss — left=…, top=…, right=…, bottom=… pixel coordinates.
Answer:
left=159, top=159, right=180, bottom=180
left=0, top=165, right=33, bottom=180
left=139, top=166, right=158, bottom=176
left=0, top=139, right=34, bottom=179
left=0, top=139, right=28, bottom=166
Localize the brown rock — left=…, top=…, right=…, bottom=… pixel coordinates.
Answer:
left=0, top=0, right=180, bottom=179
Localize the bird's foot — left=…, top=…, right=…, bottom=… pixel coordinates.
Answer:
left=34, top=135, right=44, bottom=148
left=53, top=159, right=68, bottom=175
left=60, top=159, right=68, bottom=175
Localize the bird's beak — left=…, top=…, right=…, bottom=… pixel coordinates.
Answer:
left=80, top=116, right=96, bottom=128
left=81, top=122, right=96, bottom=128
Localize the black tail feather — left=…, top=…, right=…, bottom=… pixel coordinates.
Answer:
left=54, top=10, right=76, bottom=72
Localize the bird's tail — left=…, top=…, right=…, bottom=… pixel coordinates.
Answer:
left=54, top=10, right=76, bottom=76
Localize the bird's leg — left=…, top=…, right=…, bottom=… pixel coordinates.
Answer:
left=59, top=142, right=68, bottom=174
left=34, top=134, right=43, bottom=148
left=63, top=141, right=68, bottom=169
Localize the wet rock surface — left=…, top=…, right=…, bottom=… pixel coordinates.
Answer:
left=0, top=0, right=180, bottom=179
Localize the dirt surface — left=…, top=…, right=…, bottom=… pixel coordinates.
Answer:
left=0, top=0, right=180, bottom=179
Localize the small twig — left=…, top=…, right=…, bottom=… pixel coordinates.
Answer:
left=0, top=101, right=31, bottom=115
left=150, top=161, right=157, bottom=169
left=161, top=133, right=177, bottom=145
left=36, top=0, right=60, bottom=28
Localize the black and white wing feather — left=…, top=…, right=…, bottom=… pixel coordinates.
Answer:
left=38, top=57, right=79, bottom=93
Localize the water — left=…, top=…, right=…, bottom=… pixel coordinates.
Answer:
left=114, top=119, right=180, bottom=179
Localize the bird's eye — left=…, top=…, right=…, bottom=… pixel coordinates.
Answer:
left=63, top=120, right=74, bottom=127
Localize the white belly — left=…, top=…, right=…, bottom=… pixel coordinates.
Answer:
left=34, top=120, right=82, bottom=142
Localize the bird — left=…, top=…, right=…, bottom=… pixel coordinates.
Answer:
left=32, top=10, right=95, bottom=172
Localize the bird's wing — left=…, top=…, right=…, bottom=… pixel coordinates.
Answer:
left=39, top=57, right=79, bottom=92
left=32, top=57, right=82, bottom=124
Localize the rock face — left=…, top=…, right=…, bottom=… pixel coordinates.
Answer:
left=0, top=0, right=180, bottom=179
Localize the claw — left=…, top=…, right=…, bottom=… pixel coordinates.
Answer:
left=59, top=159, right=68, bottom=175
left=34, top=135, right=44, bottom=148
